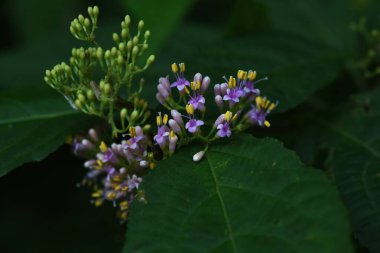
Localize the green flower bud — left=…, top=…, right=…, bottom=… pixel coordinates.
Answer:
left=93, top=6, right=99, bottom=17
left=86, top=90, right=94, bottom=100
left=138, top=20, right=144, bottom=30
left=143, top=124, right=151, bottom=132
left=143, top=110, right=151, bottom=120
left=104, top=50, right=111, bottom=59
left=111, top=47, right=117, bottom=56
left=126, top=41, right=132, bottom=50
left=120, top=108, right=127, bottom=120
left=84, top=18, right=91, bottom=28
left=113, top=33, right=120, bottom=43
left=118, top=42, right=125, bottom=51
left=117, top=55, right=124, bottom=65
left=75, top=23, right=82, bottom=32
left=70, top=26, right=75, bottom=34
left=44, top=76, right=49, bottom=83
left=96, top=47, right=103, bottom=59
left=104, top=83, right=111, bottom=94
left=99, top=80, right=105, bottom=90
left=78, top=15, right=84, bottom=23
left=147, top=54, right=155, bottom=65
left=130, top=110, right=139, bottom=121
left=132, top=36, right=139, bottom=45
left=87, top=7, right=93, bottom=16
left=75, top=99, right=82, bottom=108
left=80, top=51, right=85, bottom=60
left=125, top=15, right=131, bottom=25
left=78, top=93, right=86, bottom=103
left=45, top=70, right=51, bottom=77
left=144, top=30, right=150, bottom=39
left=141, top=44, right=148, bottom=52
left=121, top=28, right=129, bottom=39
left=132, top=46, right=139, bottom=56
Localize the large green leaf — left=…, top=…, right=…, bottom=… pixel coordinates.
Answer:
left=0, top=87, right=93, bottom=177
left=124, top=135, right=353, bottom=252
left=322, top=88, right=380, bottom=252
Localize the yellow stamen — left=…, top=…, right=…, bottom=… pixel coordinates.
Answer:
left=91, top=190, right=103, bottom=198
left=120, top=212, right=128, bottom=220
left=149, top=162, right=156, bottom=169
left=169, top=130, right=175, bottom=138
left=248, top=70, right=257, bottom=81
left=264, top=120, right=271, bottom=127
left=184, top=87, right=190, bottom=94
left=269, top=103, right=276, bottom=111
left=94, top=199, right=103, bottom=207
left=171, top=63, right=178, bottom=73
left=186, top=104, right=194, bottom=115
left=120, top=201, right=129, bottom=211
left=163, top=114, right=169, bottom=125
left=231, top=113, right=238, bottom=122
left=228, top=76, right=236, bottom=88
left=179, top=63, right=185, bottom=72
left=130, top=127, right=136, bottom=137
left=99, top=141, right=107, bottom=152
left=107, top=192, right=116, bottom=200
left=224, top=111, right=233, bottom=121
left=156, top=115, right=162, bottom=125
left=256, top=96, right=262, bottom=110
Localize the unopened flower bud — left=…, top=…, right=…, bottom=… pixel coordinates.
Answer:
left=193, top=73, right=202, bottom=82
left=78, top=93, right=86, bottom=103
left=156, top=93, right=166, bottom=105
left=144, top=30, right=150, bottom=39
left=132, top=36, right=139, bottom=45
left=201, top=76, right=210, bottom=92
left=121, top=28, right=129, bottom=39
left=220, top=83, right=228, bottom=95
left=215, top=95, right=223, bottom=110
left=103, top=83, right=111, bottom=95
left=117, top=55, right=124, bottom=65
left=159, top=76, right=170, bottom=89
left=75, top=99, right=82, bottom=108
left=82, top=139, right=94, bottom=149
left=147, top=54, right=155, bottom=65
left=143, top=124, right=151, bottom=132
left=214, top=84, right=221, bottom=96
left=113, top=33, right=120, bottom=43
left=214, top=113, right=225, bottom=126
left=120, top=108, right=127, bottom=120
left=132, top=46, right=139, bottom=56
left=84, top=18, right=91, bottom=28
left=124, top=15, right=131, bottom=25
left=171, top=110, right=184, bottom=126
left=88, top=128, right=98, bottom=142
left=168, top=119, right=181, bottom=134
left=131, top=110, right=139, bottom=121
left=139, top=160, right=148, bottom=168
left=193, top=151, right=205, bottom=162
left=169, top=131, right=178, bottom=154
left=157, top=84, right=169, bottom=98
left=138, top=20, right=144, bottom=30
left=96, top=48, right=103, bottom=59
left=93, top=6, right=99, bottom=17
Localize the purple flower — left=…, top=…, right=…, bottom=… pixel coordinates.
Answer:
left=243, top=81, right=260, bottom=95
left=223, top=87, right=244, bottom=103
left=188, top=95, right=205, bottom=110
left=154, top=125, right=170, bottom=145
left=171, top=77, right=189, bottom=91
left=185, top=118, right=204, bottom=133
left=248, top=107, right=267, bottom=126
left=127, top=175, right=142, bottom=190
left=98, top=149, right=118, bottom=164
left=217, top=122, right=231, bottom=138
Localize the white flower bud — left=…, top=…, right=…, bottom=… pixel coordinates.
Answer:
left=193, top=151, right=205, bottom=162
left=201, top=76, right=210, bottom=92
left=171, top=110, right=183, bottom=126
left=215, top=95, right=224, bottom=110
left=168, top=119, right=181, bottom=134
left=220, top=83, right=228, bottom=95
left=88, top=128, right=98, bottom=142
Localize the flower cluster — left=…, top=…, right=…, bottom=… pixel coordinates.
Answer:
left=154, top=63, right=277, bottom=161
left=72, top=127, right=155, bottom=222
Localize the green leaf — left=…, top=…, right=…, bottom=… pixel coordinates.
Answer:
left=322, top=88, right=380, bottom=252
left=0, top=87, right=93, bottom=177
left=121, top=0, right=195, bottom=53
left=124, top=135, right=353, bottom=252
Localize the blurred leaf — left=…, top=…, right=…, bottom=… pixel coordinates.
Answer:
left=145, top=25, right=345, bottom=112
left=228, top=0, right=356, bottom=52
left=6, top=0, right=77, bottom=43
left=322, top=88, right=380, bottom=252
left=124, top=135, right=353, bottom=253
left=0, top=87, right=93, bottom=177
left=121, top=0, right=195, bottom=53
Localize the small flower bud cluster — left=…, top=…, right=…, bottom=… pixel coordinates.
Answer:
left=45, top=6, right=155, bottom=137
left=72, top=127, right=156, bottom=222
left=70, top=6, right=99, bottom=42
left=154, top=64, right=278, bottom=161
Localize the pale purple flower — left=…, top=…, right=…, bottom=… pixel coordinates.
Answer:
left=185, top=118, right=204, bottom=133
left=223, top=88, right=244, bottom=103
left=243, top=81, right=260, bottom=95
left=154, top=125, right=170, bottom=145
left=188, top=95, right=205, bottom=110
left=201, top=76, right=210, bottom=92
left=215, top=95, right=223, bottom=110
left=127, top=175, right=142, bottom=190
left=98, top=149, right=118, bottom=164
left=247, top=107, right=267, bottom=126
left=171, top=77, right=189, bottom=91
left=217, top=122, right=231, bottom=138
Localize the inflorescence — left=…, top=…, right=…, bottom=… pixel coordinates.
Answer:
left=45, top=6, right=278, bottom=223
